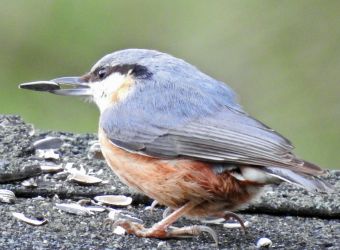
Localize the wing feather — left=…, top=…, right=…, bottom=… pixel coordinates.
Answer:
left=100, top=75, right=323, bottom=176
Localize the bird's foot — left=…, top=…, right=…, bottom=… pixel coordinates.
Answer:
left=222, top=211, right=246, bottom=232
left=166, top=225, right=218, bottom=244
left=107, top=219, right=218, bottom=244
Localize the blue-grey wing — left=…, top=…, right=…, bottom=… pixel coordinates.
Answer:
left=100, top=75, right=321, bottom=175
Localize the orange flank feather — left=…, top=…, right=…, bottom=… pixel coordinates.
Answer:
left=99, top=129, right=264, bottom=218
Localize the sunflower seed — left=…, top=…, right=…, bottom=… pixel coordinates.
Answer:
left=0, top=189, right=16, bottom=203
left=19, top=81, right=60, bottom=91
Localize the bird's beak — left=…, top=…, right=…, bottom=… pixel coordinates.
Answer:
left=19, top=76, right=92, bottom=96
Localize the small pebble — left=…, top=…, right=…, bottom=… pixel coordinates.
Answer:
left=113, top=226, right=126, bottom=235
left=256, top=237, right=272, bottom=248
left=157, top=241, right=171, bottom=249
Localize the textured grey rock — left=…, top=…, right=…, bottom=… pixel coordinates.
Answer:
left=0, top=115, right=339, bottom=249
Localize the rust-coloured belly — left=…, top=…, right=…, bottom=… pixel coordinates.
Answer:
left=98, top=129, right=262, bottom=217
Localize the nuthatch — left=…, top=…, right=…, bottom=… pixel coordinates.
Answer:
left=19, top=49, right=330, bottom=244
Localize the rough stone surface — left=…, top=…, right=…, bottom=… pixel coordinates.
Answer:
left=0, top=115, right=339, bottom=249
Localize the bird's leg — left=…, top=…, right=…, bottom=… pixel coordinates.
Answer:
left=110, top=201, right=218, bottom=243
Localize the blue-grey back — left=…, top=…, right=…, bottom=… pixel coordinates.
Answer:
left=98, top=49, right=318, bottom=174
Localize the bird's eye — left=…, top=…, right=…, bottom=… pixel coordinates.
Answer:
left=97, top=67, right=108, bottom=79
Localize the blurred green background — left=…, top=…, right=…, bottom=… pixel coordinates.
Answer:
left=0, top=1, right=339, bottom=169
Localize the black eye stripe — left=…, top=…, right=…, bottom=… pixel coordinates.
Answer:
left=91, top=64, right=152, bottom=82
left=93, top=67, right=108, bottom=80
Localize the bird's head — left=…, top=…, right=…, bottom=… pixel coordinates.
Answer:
left=20, top=49, right=238, bottom=114
left=19, top=49, right=186, bottom=113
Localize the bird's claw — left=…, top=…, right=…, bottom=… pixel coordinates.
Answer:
left=104, top=218, right=219, bottom=244
left=168, top=225, right=219, bottom=245
left=103, top=210, right=143, bottom=233
left=223, top=211, right=246, bottom=233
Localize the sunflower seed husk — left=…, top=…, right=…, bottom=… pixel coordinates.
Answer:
left=36, top=149, right=60, bottom=160
left=33, top=137, right=63, bottom=150
left=40, top=164, right=63, bottom=173
left=12, top=212, right=47, bottom=226
left=86, top=206, right=106, bottom=213
left=108, top=210, right=142, bottom=224
left=68, top=173, right=103, bottom=185
left=21, top=178, right=37, bottom=188
left=200, top=218, right=226, bottom=224
left=55, top=203, right=93, bottom=216
left=65, top=163, right=86, bottom=175
left=94, top=195, right=132, bottom=206
left=0, top=189, right=16, bottom=203
left=223, top=220, right=250, bottom=228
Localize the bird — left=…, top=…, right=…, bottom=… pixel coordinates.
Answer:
left=19, top=49, right=331, bottom=244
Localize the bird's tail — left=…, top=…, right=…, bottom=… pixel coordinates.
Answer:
left=262, top=165, right=332, bottom=193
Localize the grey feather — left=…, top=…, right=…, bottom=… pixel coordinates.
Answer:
left=262, top=167, right=332, bottom=193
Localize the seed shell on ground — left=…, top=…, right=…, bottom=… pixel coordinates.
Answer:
left=68, top=173, right=103, bottom=185
left=0, top=189, right=16, bottom=203
left=94, top=195, right=132, bottom=206
left=40, top=164, right=63, bottom=173
left=223, top=220, right=250, bottom=228
left=55, top=203, right=93, bottom=216
left=12, top=212, right=47, bottom=226
left=35, top=149, right=60, bottom=160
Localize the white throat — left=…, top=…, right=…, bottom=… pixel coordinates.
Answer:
left=90, top=72, right=132, bottom=113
